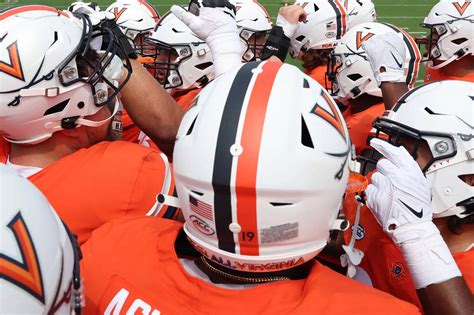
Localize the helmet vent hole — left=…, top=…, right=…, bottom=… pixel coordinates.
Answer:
left=303, top=79, right=309, bottom=88
left=301, top=115, right=314, bottom=148
left=186, top=115, right=198, bottom=136
left=347, top=74, right=362, bottom=81
left=270, top=202, right=293, bottom=207
left=195, top=62, right=213, bottom=70
left=295, top=35, right=305, bottom=42
left=313, top=4, right=319, bottom=11
left=452, top=38, right=468, bottom=45
left=191, top=190, right=204, bottom=196
left=44, top=99, right=70, bottom=116
left=459, top=174, right=473, bottom=187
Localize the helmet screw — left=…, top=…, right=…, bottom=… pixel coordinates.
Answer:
left=435, top=141, right=449, bottom=154
left=229, top=223, right=241, bottom=233
left=444, top=187, right=452, bottom=196
left=230, top=144, right=243, bottom=156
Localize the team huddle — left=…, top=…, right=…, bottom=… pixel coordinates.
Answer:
left=0, top=0, right=472, bottom=314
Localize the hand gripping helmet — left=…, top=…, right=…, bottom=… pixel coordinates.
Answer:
left=67, top=2, right=101, bottom=15
left=371, top=80, right=474, bottom=219
left=290, top=0, right=348, bottom=58
left=0, top=5, right=131, bottom=144
left=345, top=0, right=376, bottom=29
left=417, top=0, right=473, bottom=69
left=106, top=0, right=160, bottom=56
left=145, top=10, right=214, bottom=91
left=0, top=164, right=82, bottom=314
left=234, top=0, right=272, bottom=62
left=328, top=22, right=421, bottom=104
left=173, top=61, right=351, bottom=272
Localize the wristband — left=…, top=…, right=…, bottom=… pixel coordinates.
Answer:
left=261, top=26, right=290, bottom=62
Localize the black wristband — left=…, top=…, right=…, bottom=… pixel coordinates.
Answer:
left=261, top=25, right=290, bottom=62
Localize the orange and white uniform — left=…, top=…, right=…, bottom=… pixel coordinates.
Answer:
left=81, top=217, right=421, bottom=315
left=342, top=102, right=385, bottom=155
left=173, top=88, right=201, bottom=111
left=424, top=68, right=474, bottom=83
left=343, top=190, right=474, bottom=309
left=304, top=65, right=328, bottom=89
left=0, top=139, right=175, bottom=244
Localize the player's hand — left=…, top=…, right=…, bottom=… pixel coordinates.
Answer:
left=365, top=138, right=432, bottom=235
left=276, top=4, right=307, bottom=38
left=171, top=0, right=242, bottom=76
left=361, top=32, right=407, bottom=86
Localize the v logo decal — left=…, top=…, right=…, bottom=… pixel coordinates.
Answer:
left=356, top=31, right=375, bottom=49
left=0, top=42, right=25, bottom=81
left=113, top=7, right=127, bottom=20
left=0, top=212, right=45, bottom=303
left=453, top=1, right=470, bottom=15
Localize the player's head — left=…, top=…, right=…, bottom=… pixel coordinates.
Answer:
left=327, top=22, right=420, bottom=105
left=106, top=0, right=160, bottom=57
left=345, top=0, right=376, bottom=29
left=0, top=5, right=131, bottom=145
left=173, top=61, right=350, bottom=273
left=234, top=0, right=272, bottom=62
left=416, top=0, right=473, bottom=69
left=0, top=164, right=82, bottom=314
left=370, top=80, right=473, bottom=221
left=67, top=1, right=101, bottom=15
left=145, top=10, right=214, bottom=92
left=289, top=0, right=348, bottom=68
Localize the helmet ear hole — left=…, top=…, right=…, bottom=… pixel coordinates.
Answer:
left=186, top=114, right=198, bottom=136
left=347, top=73, right=362, bottom=81
left=43, top=99, right=70, bottom=116
left=452, top=38, right=468, bottom=45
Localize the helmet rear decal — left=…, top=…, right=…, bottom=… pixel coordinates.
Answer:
left=453, top=1, right=471, bottom=16
left=212, top=62, right=257, bottom=254
left=0, top=212, right=45, bottom=304
left=328, top=0, right=347, bottom=39
left=139, top=0, right=160, bottom=22
left=235, top=61, right=282, bottom=256
left=0, top=41, right=25, bottom=81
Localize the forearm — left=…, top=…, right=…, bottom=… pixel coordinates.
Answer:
left=120, top=60, right=184, bottom=159
left=417, top=277, right=473, bottom=315
left=380, top=82, right=409, bottom=110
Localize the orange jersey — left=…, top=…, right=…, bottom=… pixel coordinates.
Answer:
left=343, top=191, right=474, bottom=309
left=424, top=68, right=474, bottom=83
left=0, top=139, right=175, bottom=244
left=173, top=88, right=201, bottom=111
left=304, top=65, right=328, bottom=89
left=343, top=102, right=385, bottom=155
left=81, top=217, right=421, bottom=315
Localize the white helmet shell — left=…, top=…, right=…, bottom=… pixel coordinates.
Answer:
left=330, top=22, right=421, bottom=102
left=67, top=1, right=101, bottom=14
left=375, top=80, right=474, bottom=218
left=290, top=0, right=348, bottom=57
left=174, top=61, right=350, bottom=272
left=234, top=0, right=272, bottom=61
left=420, top=0, right=474, bottom=69
left=106, top=0, right=160, bottom=41
left=345, top=0, right=376, bottom=29
left=146, top=10, right=215, bottom=91
left=0, top=164, right=78, bottom=314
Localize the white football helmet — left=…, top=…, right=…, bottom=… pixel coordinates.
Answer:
left=67, top=1, right=101, bottom=15
left=345, top=0, right=376, bottom=29
left=290, top=0, right=348, bottom=58
left=173, top=61, right=350, bottom=272
left=106, top=0, right=160, bottom=56
left=0, top=164, right=82, bottom=314
left=417, top=0, right=473, bottom=69
left=370, top=80, right=473, bottom=219
left=0, top=5, right=131, bottom=144
left=234, top=0, right=272, bottom=62
left=145, top=10, right=214, bottom=91
left=328, top=22, right=421, bottom=104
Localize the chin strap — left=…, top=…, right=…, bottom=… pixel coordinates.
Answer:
left=340, top=194, right=365, bottom=278
left=428, top=48, right=469, bottom=70
left=74, top=98, right=120, bottom=128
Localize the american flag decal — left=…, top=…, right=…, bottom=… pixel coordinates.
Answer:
left=189, top=195, right=213, bottom=221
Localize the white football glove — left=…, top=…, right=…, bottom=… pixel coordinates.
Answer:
left=365, top=138, right=461, bottom=289
left=171, top=2, right=242, bottom=77
left=276, top=14, right=298, bottom=39
left=361, top=32, right=407, bottom=87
